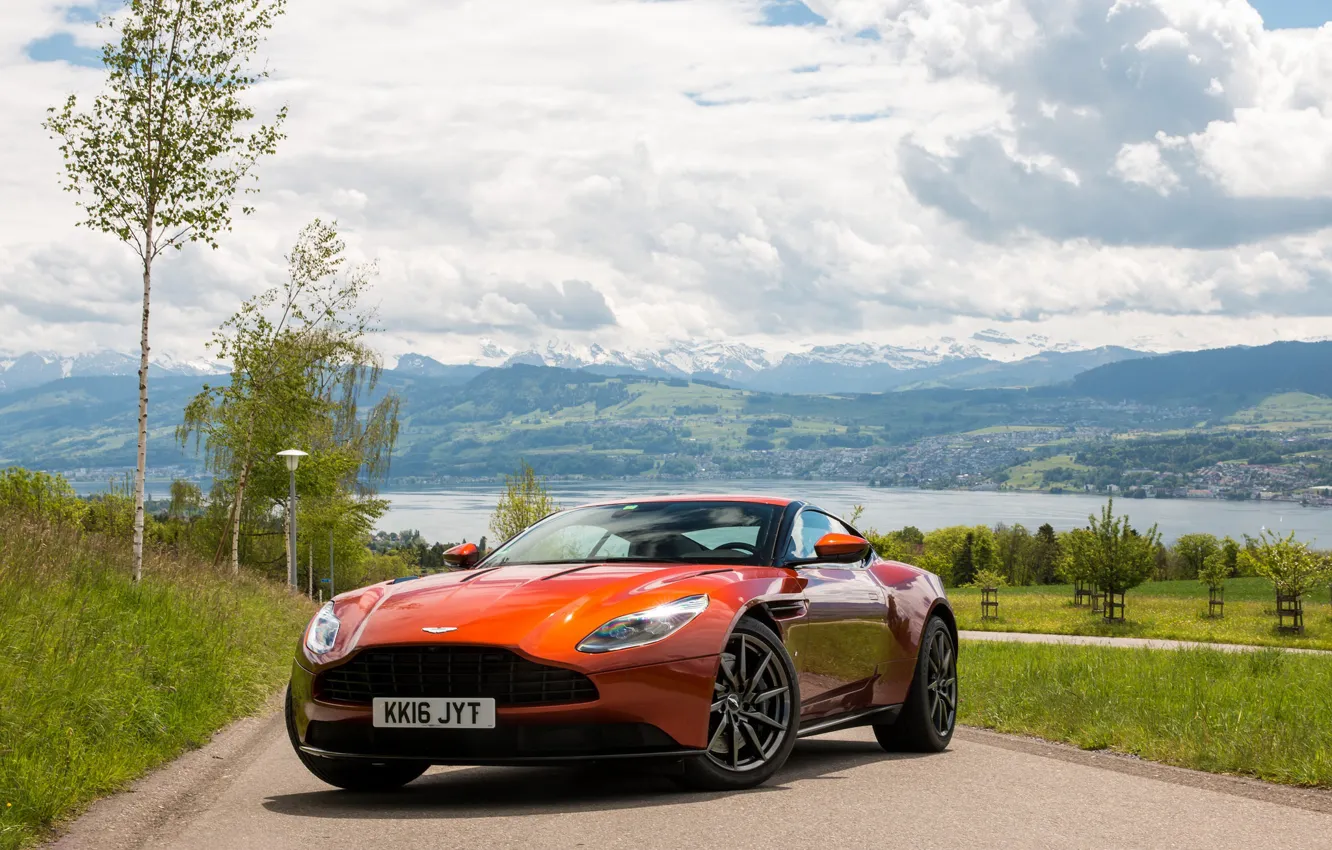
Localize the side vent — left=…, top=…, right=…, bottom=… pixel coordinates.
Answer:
left=765, top=599, right=809, bottom=620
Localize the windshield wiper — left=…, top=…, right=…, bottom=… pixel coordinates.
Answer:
left=488, top=557, right=692, bottom=567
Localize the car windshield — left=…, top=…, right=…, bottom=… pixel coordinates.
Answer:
left=482, top=500, right=783, bottom=567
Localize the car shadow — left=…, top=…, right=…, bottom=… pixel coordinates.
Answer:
left=262, top=738, right=940, bottom=819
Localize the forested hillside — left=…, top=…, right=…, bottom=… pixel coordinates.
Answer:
left=1071, top=341, right=1332, bottom=404
left=2, top=341, right=1331, bottom=486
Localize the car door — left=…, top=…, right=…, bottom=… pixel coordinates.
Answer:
left=780, top=509, right=889, bottom=719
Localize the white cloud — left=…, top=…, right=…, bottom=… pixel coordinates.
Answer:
left=1, top=0, right=1332, bottom=366
left=1190, top=107, right=1332, bottom=197
left=1136, top=27, right=1191, bottom=51
left=1113, top=141, right=1182, bottom=194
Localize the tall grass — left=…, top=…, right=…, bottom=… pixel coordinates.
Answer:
left=960, top=641, right=1332, bottom=787
left=0, top=508, right=314, bottom=850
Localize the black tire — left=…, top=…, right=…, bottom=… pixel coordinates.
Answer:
left=284, top=685, right=429, bottom=791
left=874, top=616, right=956, bottom=753
left=677, top=617, right=800, bottom=791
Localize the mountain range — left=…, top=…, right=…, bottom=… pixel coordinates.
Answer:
left=3, top=340, right=1330, bottom=477
left=0, top=350, right=223, bottom=394
left=3, top=333, right=1151, bottom=395
left=395, top=334, right=1151, bottom=393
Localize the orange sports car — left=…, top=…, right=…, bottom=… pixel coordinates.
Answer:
left=285, top=496, right=957, bottom=791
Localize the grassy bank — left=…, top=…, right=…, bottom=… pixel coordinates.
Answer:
left=0, top=510, right=314, bottom=850
left=951, top=578, right=1332, bottom=650
left=959, top=641, right=1332, bottom=787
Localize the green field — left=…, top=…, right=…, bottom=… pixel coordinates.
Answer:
left=0, top=511, right=314, bottom=850
left=430, top=377, right=869, bottom=457
left=951, top=578, right=1332, bottom=650
left=960, top=641, right=1332, bottom=787
left=1228, top=392, right=1332, bottom=429
left=1001, top=453, right=1091, bottom=490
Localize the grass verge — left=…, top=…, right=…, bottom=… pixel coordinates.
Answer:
left=0, top=510, right=314, bottom=850
left=960, top=640, right=1332, bottom=787
left=952, top=578, right=1332, bottom=650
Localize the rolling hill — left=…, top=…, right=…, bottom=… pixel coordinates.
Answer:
left=1, top=340, right=1329, bottom=480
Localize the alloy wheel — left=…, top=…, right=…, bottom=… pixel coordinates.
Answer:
left=705, top=631, right=793, bottom=772
left=925, top=629, right=957, bottom=737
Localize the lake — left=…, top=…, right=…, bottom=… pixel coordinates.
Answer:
left=379, top=481, right=1332, bottom=546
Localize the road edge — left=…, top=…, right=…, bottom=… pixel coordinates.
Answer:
left=959, top=629, right=1332, bottom=655
left=43, top=692, right=286, bottom=850
left=957, top=726, right=1332, bottom=816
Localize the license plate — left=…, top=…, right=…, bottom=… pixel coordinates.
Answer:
left=372, top=698, right=496, bottom=729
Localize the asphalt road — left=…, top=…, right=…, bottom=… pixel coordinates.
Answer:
left=51, top=712, right=1332, bottom=850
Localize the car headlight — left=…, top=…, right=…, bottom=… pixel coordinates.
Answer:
left=577, top=595, right=709, bottom=653
left=305, top=602, right=340, bottom=656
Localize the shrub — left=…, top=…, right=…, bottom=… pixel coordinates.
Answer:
left=865, top=531, right=917, bottom=564
left=0, top=467, right=86, bottom=527
left=488, top=460, right=558, bottom=544
left=1172, top=533, right=1220, bottom=580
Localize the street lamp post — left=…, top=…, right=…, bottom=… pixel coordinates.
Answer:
left=277, top=449, right=308, bottom=589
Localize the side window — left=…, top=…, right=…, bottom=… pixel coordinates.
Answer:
left=784, top=510, right=838, bottom=561
left=829, top=516, right=860, bottom=538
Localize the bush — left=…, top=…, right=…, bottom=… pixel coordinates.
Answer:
left=489, top=460, right=558, bottom=543
left=1172, top=533, right=1220, bottom=580
left=865, top=531, right=917, bottom=564
left=0, top=468, right=85, bottom=527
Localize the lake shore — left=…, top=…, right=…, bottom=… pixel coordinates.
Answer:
left=377, top=481, right=1332, bottom=547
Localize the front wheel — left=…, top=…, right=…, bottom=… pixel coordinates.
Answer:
left=284, top=686, right=428, bottom=791
left=677, top=617, right=800, bottom=791
left=874, top=616, right=956, bottom=753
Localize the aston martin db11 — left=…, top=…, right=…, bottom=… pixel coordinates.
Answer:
left=286, top=495, right=958, bottom=791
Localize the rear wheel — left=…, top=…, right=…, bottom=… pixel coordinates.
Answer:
left=874, top=616, right=956, bottom=753
left=677, top=618, right=800, bottom=791
left=284, top=686, right=428, bottom=791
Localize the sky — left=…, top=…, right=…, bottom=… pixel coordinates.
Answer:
left=2, top=0, right=1332, bottom=365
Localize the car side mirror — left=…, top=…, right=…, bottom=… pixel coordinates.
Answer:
left=442, top=542, right=481, bottom=569
left=812, top=532, right=871, bottom=563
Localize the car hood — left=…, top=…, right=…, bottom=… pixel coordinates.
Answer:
left=325, top=562, right=746, bottom=667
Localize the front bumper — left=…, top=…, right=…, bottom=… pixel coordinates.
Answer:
left=289, top=653, right=718, bottom=764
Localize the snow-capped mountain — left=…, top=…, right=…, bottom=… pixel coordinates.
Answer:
left=0, top=350, right=226, bottom=394
left=463, top=339, right=777, bottom=382
left=784, top=332, right=1087, bottom=368
left=454, top=330, right=1093, bottom=380
left=388, top=330, right=1153, bottom=393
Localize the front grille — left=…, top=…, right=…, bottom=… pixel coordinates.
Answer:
left=316, top=645, right=599, bottom=707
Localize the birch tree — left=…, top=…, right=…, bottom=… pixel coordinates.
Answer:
left=178, top=220, right=397, bottom=573
left=44, top=0, right=287, bottom=580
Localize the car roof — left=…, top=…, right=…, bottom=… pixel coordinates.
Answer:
left=573, top=494, right=797, bottom=509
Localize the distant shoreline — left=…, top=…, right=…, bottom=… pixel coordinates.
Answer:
left=61, top=474, right=1332, bottom=510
